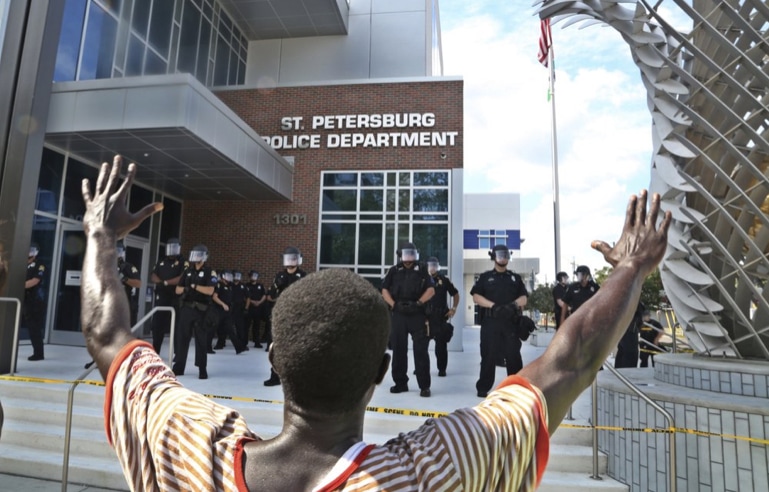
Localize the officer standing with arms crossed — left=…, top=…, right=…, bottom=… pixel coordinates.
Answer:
left=24, top=242, right=47, bottom=361
left=263, top=247, right=307, bottom=386
left=245, top=270, right=267, bottom=348
left=173, top=244, right=217, bottom=379
left=424, top=256, right=459, bottom=377
left=382, top=242, right=435, bottom=397
left=117, top=241, right=141, bottom=328
left=471, top=244, right=529, bottom=398
left=149, top=238, right=185, bottom=354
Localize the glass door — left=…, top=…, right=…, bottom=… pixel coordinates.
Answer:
left=50, top=224, right=86, bottom=345
left=123, top=236, right=150, bottom=335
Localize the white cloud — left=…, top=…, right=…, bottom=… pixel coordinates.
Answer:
left=441, top=1, right=656, bottom=283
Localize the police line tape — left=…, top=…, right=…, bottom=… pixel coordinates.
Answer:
left=2, top=374, right=767, bottom=445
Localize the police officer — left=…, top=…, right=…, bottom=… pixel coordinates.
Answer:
left=562, top=265, right=600, bottom=316
left=212, top=270, right=248, bottom=353
left=231, top=270, right=250, bottom=347
left=24, top=243, right=46, bottom=361
left=381, top=242, right=435, bottom=397
left=173, top=244, right=217, bottom=379
left=640, top=309, right=664, bottom=367
left=245, top=270, right=267, bottom=348
left=471, top=244, right=529, bottom=398
left=263, top=246, right=308, bottom=386
left=149, top=238, right=186, bottom=354
left=615, top=303, right=643, bottom=368
left=424, top=257, right=459, bottom=377
left=117, top=241, right=141, bottom=328
left=552, top=271, right=570, bottom=329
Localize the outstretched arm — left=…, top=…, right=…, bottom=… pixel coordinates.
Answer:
left=80, top=156, right=162, bottom=380
left=519, top=191, right=671, bottom=434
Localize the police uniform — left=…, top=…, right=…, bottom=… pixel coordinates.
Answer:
left=615, top=303, right=643, bottom=368
left=118, top=258, right=141, bottom=327
left=172, top=264, right=217, bottom=377
left=561, top=279, right=600, bottom=314
left=246, top=278, right=267, bottom=347
left=471, top=269, right=529, bottom=396
left=24, top=259, right=47, bottom=360
left=263, top=267, right=307, bottom=385
left=640, top=315, right=664, bottom=367
left=150, top=254, right=186, bottom=354
left=213, top=277, right=248, bottom=353
left=231, top=277, right=249, bottom=347
left=382, top=262, right=434, bottom=393
left=425, top=273, right=458, bottom=376
left=552, top=281, right=568, bottom=330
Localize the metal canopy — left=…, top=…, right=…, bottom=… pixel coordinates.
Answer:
left=220, top=0, right=348, bottom=40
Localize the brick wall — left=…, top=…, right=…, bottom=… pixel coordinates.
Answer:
left=182, top=80, right=463, bottom=277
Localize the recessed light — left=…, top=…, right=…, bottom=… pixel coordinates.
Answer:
left=143, top=152, right=150, bottom=157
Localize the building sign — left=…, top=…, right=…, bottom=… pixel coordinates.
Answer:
left=263, top=113, right=459, bottom=150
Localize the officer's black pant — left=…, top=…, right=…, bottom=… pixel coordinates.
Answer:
left=477, top=318, right=522, bottom=394
left=232, top=306, right=247, bottom=345
left=248, top=306, right=264, bottom=344
left=390, top=311, right=431, bottom=390
left=215, top=307, right=247, bottom=351
left=172, top=305, right=208, bottom=375
left=615, top=345, right=638, bottom=368
left=429, top=316, right=449, bottom=373
left=151, top=301, right=177, bottom=355
left=23, top=299, right=45, bottom=357
left=263, top=303, right=274, bottom=345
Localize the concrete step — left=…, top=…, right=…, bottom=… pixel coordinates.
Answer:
left=2, top=420, right=113, bottom=458
left=539, top=470, right=629, bottom=491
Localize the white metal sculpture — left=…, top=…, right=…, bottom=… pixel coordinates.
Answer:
left=535, top=0, right=769, bottom=360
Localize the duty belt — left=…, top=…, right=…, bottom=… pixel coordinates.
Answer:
left=183, top=301, right=210, bottom=311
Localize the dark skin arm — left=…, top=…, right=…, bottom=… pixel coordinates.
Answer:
left=80, top=156, right=162, bottom=380
left=518, top=191, right=671, bottom=434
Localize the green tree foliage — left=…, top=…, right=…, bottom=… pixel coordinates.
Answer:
left=528, top=284, right=554, bottom=315
left=590, top=266, right=663, bottom=310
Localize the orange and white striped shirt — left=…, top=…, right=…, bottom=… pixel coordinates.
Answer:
left=106, top=340, right=549, bottom=491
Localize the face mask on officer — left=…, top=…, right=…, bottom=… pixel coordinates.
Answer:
left=166, top=241, right=181, bottom=257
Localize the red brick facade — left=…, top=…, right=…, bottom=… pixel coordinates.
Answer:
left=181, top=80, right=463, bottom=276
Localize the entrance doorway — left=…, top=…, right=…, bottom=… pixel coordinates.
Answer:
left=49, top=225, right=150, bottom=345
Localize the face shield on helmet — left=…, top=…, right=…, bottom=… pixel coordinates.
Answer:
left=426, top=257, right=440, bottom=275
left=283, top=247, right=302, bottom=267
left=116, top=245, right=126, bottom=261
left=400, top=249, right=419, bottom=262
left=189, top=245, right=208, bottom=263
left=575, top=266, right=590, bottom=282
left=233, top=271, right=242, bottom=282
left=222, top=271, right=234, bottom=283
left=165, top=240, right=181, bottom=257
left=28, top=245, right=39, bottom=258
left=492, top=248, right=510, bottom=262
left=249, top=271, right=259, bottom=282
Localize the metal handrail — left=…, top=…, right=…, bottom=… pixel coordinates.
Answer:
left=591, top=363, right=677, bottom=492
left=60, top=306, right=175, bottom=492
left=1, top=297, right=23, bottom=375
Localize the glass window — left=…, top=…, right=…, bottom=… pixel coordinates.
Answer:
left=160, top=196, right=182, bottom=243
left=414, top=172, right=448, bottom=186
left=79, top=3, right=118, bottom=80
left=148, top=0, right=174, bottom=57
left=323, top=173, right=356, bottom=187
left=386, top=189, right=396, bottom=211
left=479, top=230, right=490, bottom=236
left=228, top=51, right=238, bottom=85
left=479, top=237, right=490, bottom=249
left=132, top=0, right=151, bottom=38
left=177, top=0, right=200, bottom=75
left=322, top=190, right=357, bottom=212
left=125, top=34, right=144, bottom=76
left=361, top=173, right=383, bottom=186
left=494, top=229, right=506, bottom=235
left=399, top=172, right=411, bottom=186
left=129, top=185, right=154, bottom=238
left=36, top=148, right=65, bottom=214
left=385, top=223, right=395, bottom=263
left=320, top=223, right=355, bottom=264
left=54, top=0, right=87, bottom=82
left=413, top=189, right=448, bottom=212
left=213, top=33, right=229, bottom=85
left=358, top=224, right=382, bottom=265
left=100, top=0, right=122, bottom=15
left=63, top=157, right=99, bottom=220
left=360, top=190, right=383, bottom=212
left=196, top=18, right=211, bottom=81
left=387, top=172, right=396, bottom=186
left=494, top=237, right=506, bottom=246
left=237, top=59, right=245, bottom=85
left=413, top=224, right=448, bottom=262
left=144, top=48, right=167, bottom=74
left=398, top=190, right=410, bottom=211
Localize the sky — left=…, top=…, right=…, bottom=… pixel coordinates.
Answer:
left=439, top=1, right=659, bottom=284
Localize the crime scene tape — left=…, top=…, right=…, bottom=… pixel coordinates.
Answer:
left=2, top=374, right=766, bottom=444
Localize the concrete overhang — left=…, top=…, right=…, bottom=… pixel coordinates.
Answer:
left=221, top=0, right=349, bottom=40
left=45, top=74, right=293, bottom=201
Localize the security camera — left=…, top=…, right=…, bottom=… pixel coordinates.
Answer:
left=440, top=152, right=447, bottom=159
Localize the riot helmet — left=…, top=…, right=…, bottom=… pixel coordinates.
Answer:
left=116, top=241, right=126, bottom=261
left=233, top=270, right=242, bottom=282
left=189, top=244, right=209, bottom=263
left=556, top=271, right=569, bottom=283
left=28, top=242, right=39, bottom=258
left=426, top=256, right=440, bottom=275
left=489, top=244, right=510, bottom=262
left=221, top=270, right=233, bottom=283
left=165, top=238, right=181, bottom=257
left=397, top=242, right=419, bottom=262
left=249, top=270, right=259, bottom=281
left=283, top=246, right=302, bottom=267
left=575, top=265, right=591, bottom=282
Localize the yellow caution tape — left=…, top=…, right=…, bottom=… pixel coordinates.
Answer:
left=2, top=375, right=766, bottom=444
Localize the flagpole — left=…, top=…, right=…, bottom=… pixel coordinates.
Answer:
left=548, top=43, right=562, bottom=275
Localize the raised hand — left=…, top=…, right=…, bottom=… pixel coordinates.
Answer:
left=591, top=190, right=671, bottom=277
left=81, top=155, right=162, bottom=239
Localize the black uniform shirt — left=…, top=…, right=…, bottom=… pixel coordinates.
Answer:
left=179, top=265, right=217, bottom=303
left=562, top=280, right=600, bottom=313
left=25, top=261, right=46, bottom=302
left=118, top=259, right=141, bottom=300
left=640, top=318, right=663, bottom=345
left=231, top=282, right=248, bottom=308
left=246, top=282, right=266, bottom=304
left=268, top=268, right=308, bottom=300
left=427, top=274, right=458, bottom=313
left=152, top=255, right=186, bottom=305
left=214, top=281, right=233, bottom=308
left=552, top=282, right=568, bottom=319
left=470, top=269, right=528, bottom=305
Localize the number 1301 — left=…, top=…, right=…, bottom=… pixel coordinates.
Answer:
left=274, top=214, right=307, bottom=225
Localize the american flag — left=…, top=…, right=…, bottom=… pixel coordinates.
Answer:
left=537, top=18, right=552, bottom=67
